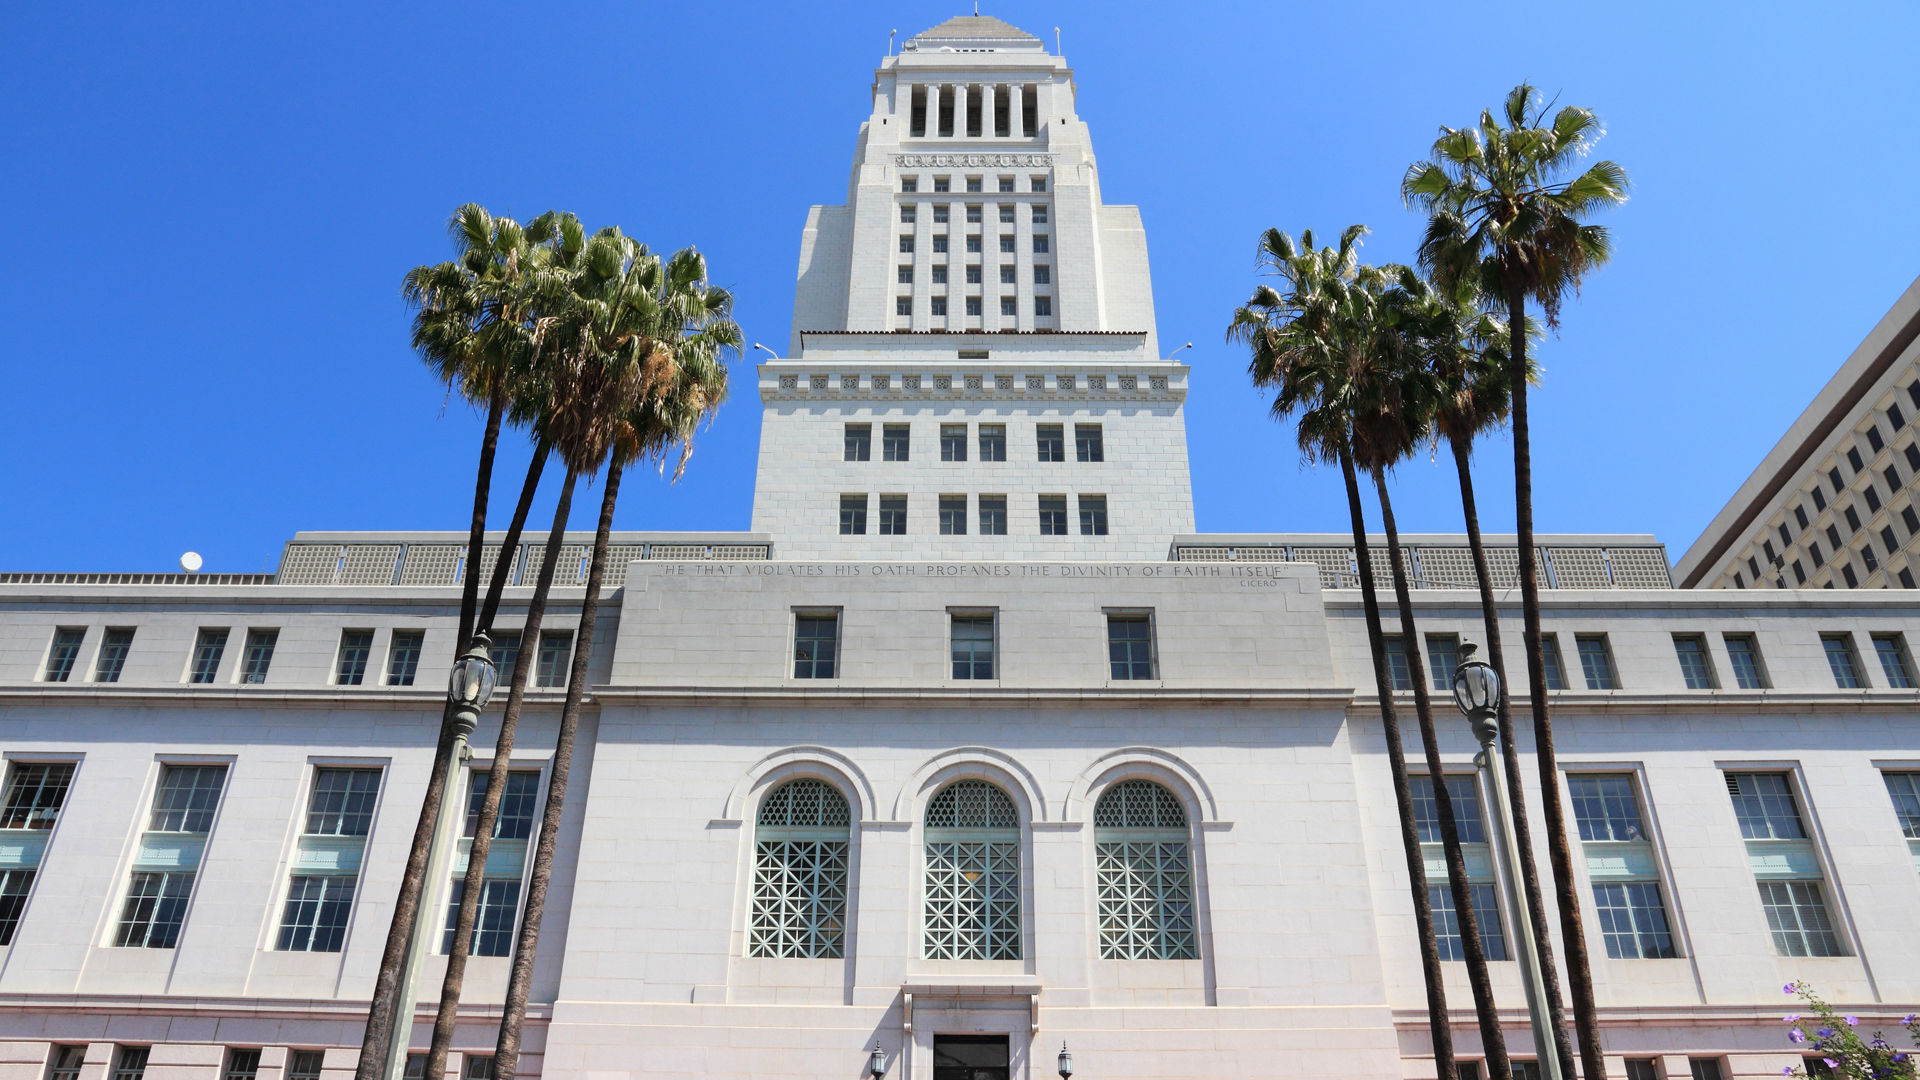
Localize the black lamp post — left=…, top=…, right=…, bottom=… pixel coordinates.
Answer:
left=1056, top=1042, right=1073, bottom=1080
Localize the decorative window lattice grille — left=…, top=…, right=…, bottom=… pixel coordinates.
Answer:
left=1026, top=375, right=1045, bottom=390
left=1166, top=542, right=1665, bottom=588
left=1093, top=780, right=1195, bottom=960
left=1087, top=375, right=1107, bottom=391
left=1606, top=548, right=1675, bottom=587
left=923, top=780, right=1021, bottom=960
left=278, top=545, right=344, bottom=585
left=749, top=779, right=850, bottom=959
left=1409, top=547, right=1478, bottom=590
left=520, top=545, right=594, bottom=586
left=1545, top=547, right=1611, bottom=589
left=595, top=546, right=649, bottom=587
left=1292, top=547, right=1358, bottom=588
left=397, top=545, right=462, bottom=586
left=339, top=545, right=403, bottom=586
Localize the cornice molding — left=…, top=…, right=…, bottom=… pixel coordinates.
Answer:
left=893, top=152, right=1055, bottom=168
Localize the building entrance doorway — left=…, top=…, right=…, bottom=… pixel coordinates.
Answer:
left=933, top=1034, right=1010, bottom=1080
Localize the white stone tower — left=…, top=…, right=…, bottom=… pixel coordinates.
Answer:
left=751, top=15, right=1194, bottom=560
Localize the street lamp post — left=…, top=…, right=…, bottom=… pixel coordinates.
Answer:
left=1451, top=643, right=1562, bottom=1080
left=381, top=633, right=498, bottom=1080
left=1056, top=1042, right=1073, bottom=1080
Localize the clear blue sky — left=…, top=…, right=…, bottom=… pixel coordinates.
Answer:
left=4, top=2, right=1916, bottom=574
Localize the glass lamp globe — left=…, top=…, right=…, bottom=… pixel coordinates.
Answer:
left=448, top=643, right=498, bottom=710
left=1056, top=1043, right=1073, bottom=1079
left=1451, top=659, right=1500, bottom=719
left=868, top=1044, right=886, bottom=1079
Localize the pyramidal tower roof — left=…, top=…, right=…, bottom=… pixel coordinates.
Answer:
left=904, top=14, right=1044, bottom=50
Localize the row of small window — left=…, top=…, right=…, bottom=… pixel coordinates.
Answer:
left=897, top=263, right=1049, bottom=285
left=792, top=610, right=1154, bottom=680
left=1379, top=629, right=1914, bottom=692
left=1463, top=1060, right=1738, bottom=1080
left=750, top=777, right=1191, bottom=960
left=837, top=494, right=1109, bottom=537
left=39, top=627, right=575, bottom=688
left=44, top=1047, right=493, bottom=1080
left=844, top=422, right=1102, bottom=462
left=900, top=295, right=1051, bottom=317
left=901, top=233, right=1048, bottom=255
left=0, top=759, right=542, bottom=960
left=900, top=202, right=1047, bottom=224
left=1734, top=384, right=1920, bottom=588
left=900, top=175, right=1047, bottom=193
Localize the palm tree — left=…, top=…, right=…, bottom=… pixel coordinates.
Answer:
left=491, top=236, right=738, bottom=1080
left=1419, top=280, right=1575, bottom=1076
left=358, top=205, right=559, bottom=1080
left=1228, top=226, right=1459, bottom=1080
left=1403, top=83, right=1629, bottom=1080
left=1353, top=274, right=1511, bottom=1078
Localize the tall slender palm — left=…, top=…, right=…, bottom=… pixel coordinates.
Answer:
left=1417, top=279, right=1575, bottom=1076
left=1404, top=83, right=1629, bottom=1080
left=1228, top=226, right=1459, bottom=1080
left=359, top=205, right=558, bottom=1080
left=1351, top=274, right=1511, bottom=1078
left=491, top=237, right=738, bottom=1080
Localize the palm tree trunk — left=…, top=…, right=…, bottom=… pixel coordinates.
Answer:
left=354, top=390, right=510, bottom=1080
left=1508, top=277, right=1606, bottom=1080
left=1373, top=466, right=1511, bottom=1080
left=424, top=468, right=575, bottom=1080
left=1341, top=443, right=1457, bottom=1080
left=494, top=461, right=623, bottom=1080
left=478, top=439, right=552, bottom=634
left=1452, top=437, right=1576, bottom=1078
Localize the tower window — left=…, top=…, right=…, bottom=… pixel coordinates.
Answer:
left=899, top=235, right=914, bottom=253
left=999, top=204, right=1015, bottom=223
left=979, top=495, right=1008, bottom=535
left=939, top=495, right=967, bottom=535
left=838, top=494, right=867, bottom=535
left=1034, top=296, right=1052, bottom=317
left=966, top=204, right=982, bottom=223
left=879, top=495, right=907, bottom=535
left=1039, top=495, right=1068, bottom=535
left=900, top=204, right=916, bottom=223
left=1031, top=204, right=1048, bottom=224
left=999, top=235, right=1016, bottom=253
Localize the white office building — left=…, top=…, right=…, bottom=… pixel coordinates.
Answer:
left=1, top=16, right=1917, bottom=1080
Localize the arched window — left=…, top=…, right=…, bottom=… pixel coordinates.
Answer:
left=749, top=778, right=850, bottom=958
left=923, top=780, right=1021, bottom=959
left=1094, top=779, right=1196, bottom=959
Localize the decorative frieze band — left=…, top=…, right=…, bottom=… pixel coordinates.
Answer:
left=893, top=153, right=1055, bottom=169
left=773, top=372, right=1172, bottom=395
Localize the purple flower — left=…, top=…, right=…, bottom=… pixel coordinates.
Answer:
left=1845, top=1017, right=1859, bottom=1027
left=1824, top=1060, right=1840, bottom=1070
left=1819, top=1029, right=1836, bottom=1038
left=1781, top=1070, right=1793, bottom=1076
left=1895, top=1054, right=1910, bottom=1064
left=1786, top=1015, right=1802, bottom=1023
left=1787, top=983, right=1799, bottom=994
left=1905, top=1015, right=1917, bottom=1025
left=1790, top=1029, right=1807, bottom=1044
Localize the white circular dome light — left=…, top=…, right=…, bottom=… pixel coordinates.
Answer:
left=179, top=552, right=203, bottom=573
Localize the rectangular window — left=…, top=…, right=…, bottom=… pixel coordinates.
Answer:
left=535, top=630, right=572, bottom=688
left=108, top=875, right=188, bottom=942
left=1384, top=636, right=1413, bottom=691
left=1032, top=235, right=1049, bottom=253
left=1031, top=204, right=1048, bottom=224
left=1883, top=773, right=1920, bottom=876
left=1868, top=426, right=1886, bottom=453
left=1689, top=1060, right=1724, bottom=1080
left=901, top=177, right=917, bottom=193
left=116, top=764, right=227, bottom=948
left=189, top=629, right=228, bottom=684
left=1107, top=614, right=1154, bottom=679
left=879, top=495, right=907, bottom=535
left=1866, top=485, right=1883, bottom=514
left=933, top=204, right=949, bottom=223
left=932, top=236, right=948, bottom=255
left=1872, top=634, right=1913, bottom=686
left=1812, top=487, right=1826, bottom=511
left=442, top=879, right=521, bottom=957
left=897, top=265, right=913, bottom=284
left=1808, top=541, right=1824, bottom=569
left=999, top=203, right=1015, bottom=222
left=896, top=297, right=912, bottom=317
left=930, top=296, right=947, bottom=316
left=966, top=205, right=982, bottom=223
left=934, top=177, right=950, bottom=192
left=965, top=177, right=982, bottom=193
left=1795, top=505, right=1809, bottom=530
left=336, top=631, right=373, bottom=685
left=1411, top=775, right=1506, bottom=960
left=844, top=423, right=872, bottom=461
left=47, top=1047, right=85, bottom=1080
left=966, top=236, right=981, bottom=253
left=978, top=424, right=1006, bottom=461
left=1569, top=774, right=1676, bottom=958
left=978, top=495, right=1007, bottom=535
left=1822, top=633, right=1863, bottom=687
left=1673, top=635, right=1716, bottom=689
left=1038, top=495, right=1068, bottom=535
left=43, top=628, right=86, bottom=682
left=286, top=1053, right=324, bottom=1080
left=1074, top=424, right=1104, bottom=462
left=1849, top=447, right=1865, bottom=473
left=1078, top=494, right=1108, bottom=536
left=1723, top=634, right=1767, bottom=688
left=276, top=875, right=355, bottom=953
left=999, top=265, right=1016, bottom=284
left=0, top=761, right=74, bottom=944
left=965, top=296, right=981, bottom=316
left=1576, top=635, right=1618, bottom=689
left=899, top=235, right=914, bottom=253
left=113, top=1048, right=148, bottom=1080
left=1889, top=465, right=1904, bottom=493
left=235, top=629, right=277, bottom=684
left=1033, top=265, right=1051, bottom=285
left=1884, top=526, right=1900, bottom=554
left=939, top=495, right=968, bottom=535
left=999, top=296, right=1017, bottom=316
left=940, top=423, right=967, bottom=461
left=93, top=628, right=135, bottom=682
left=489, top=632, right=521, bottom=692
left=966, top=265, right=982, bottom=285
left=1726, top=772, right=1845, bottom=957
left=793, top=615, right=838, bottom=679
left=1426, top=634, right=1459, bottom=691
left=1034, top=296, right=1052, bottom=317
left=1539, top=634, right=1567, bottom=690
left=1037, top=424, right=1065, bottom=462
left=839, top=494, right=868, bottom=535
left=305, top=768, right=380, bottom=837
left=386, top=630, right=424, bottom=686
left=999, top=235, right=1016, bottom=253
left=950, top=614, right=995, bottom=679
left=883, top=424, right=911, bottom=461
left=443, top=771, right=539, bottom=956
left=1031, top=176, right=1047, bottom=191
left=1625, top=1061, right=1660, bottom=1080
left=461, top=1058, right=494, bottom=1080
left=900, top=205, right=916, bottom=223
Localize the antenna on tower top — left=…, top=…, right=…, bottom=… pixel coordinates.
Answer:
left=889, top=29, right=896, bottom=55
left=1054, top=26, right=1061, bottom=54
left=973, top=1, right=979, bottom=14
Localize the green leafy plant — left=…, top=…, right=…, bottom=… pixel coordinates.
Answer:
left=1781, top=981, right=1920, bottom=1080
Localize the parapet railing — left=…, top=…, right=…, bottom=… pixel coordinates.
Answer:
left=1169, top=543, right=1674, bottom=590
left=274, top=540, right=771, bottom=589
left=0, top=573, right=276, bottom=586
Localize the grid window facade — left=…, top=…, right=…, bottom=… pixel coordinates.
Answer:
left=1426, top=634, right=1459, bottom=691
left=1107, top=615, right=1155, bottom=679
left=839, top=494, right=868, bottom=535
left=1078, top=495, right=1108, bottom=535
left=306, top=769, right=380, bottom=836
left=461, top=1059, right=493, bottom=1080
left=1569, top=774, right=1676, bottom=958
left=940, top=424, right=967, bottom=461
left=978, top=424, right=1006, bottom=461
left=117, top=763, right=223, bottom=942
left=923, top=781, right=1021, bottom=960
left=1034, top=296, right=1052, bottom=316
left=44, top=628, right=85, bottom=682
left=443, top=879, right=520, bottom=957
left=276, top=875, right=355, bottom=953
left=951, top=615, right=995, bottom=679
left=1093, top=780, right=1195, bottom=959
left=489, top=632, right=521, bottom=691
left=1874, top=634, right=1914, bottom=687
left=2, top=762, right=73, bottom=830
left=1885, top=772, right=1920, bottom=838
left=844, top=423, right=871, bottom=461
left=1038, top=495, right=1068, bottom=535
left=336, top=631, right=373, bottom=685
left=939, top=495, right=967, bottom=535
left=1428, top=882, right=1508, bottom=962
left=1673, top=635, right=1715, bottom=688
left=0, top=868, right=31, bottom=946
left=1000, top=296, right=1017, bottom=316
left=239, top=630, right=277, bottom=684
left=1384, top=637, right=1412, bottom=691
left=1539, top=634, right=1567, bottom=690
left=1758, top=881, right=1843, bottom=957
left=466, top=770, right=541, bottom=841
left=1822, top=634, right=1863, bottom=687
left=883, top=424, right=910, bottom=461
left=959, top=495, right=1000, bottom=538
left=1577, top=635, right=1619, bottom=689
left=1075, top=424, right=1104, bottom=462
left=793, top=615, right=838, bottom=679
left=749, top=778, right=850, bottom=959
left=47, top=1047, right=85, bottom=1080
left=113, top=1048, right=148, bottom=1080
left=114, top=871, right=195, bottom=948
left=95, top=628, right=134, bottom=682
left=190, top=629, right=228, bottom=684
left=1037, top=424, right=1065, bottom=462
left=287, top=1053, right=324, bottom=1080
left=879, top=495, right=907, bottom=535
left=1727, top=772, right=1844, bottom=956
left=1724, top=634, right=1767, bottom=688
left=536, top=631, right=572, bottom=687
left=1411, top=775, right=1506, bottom=960
left=386, top=630, right=423, bottom=686
left=150, top=765, right=225, bottom=833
